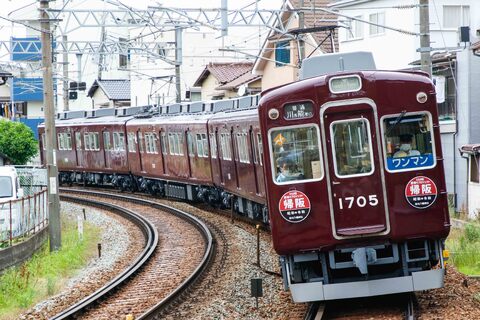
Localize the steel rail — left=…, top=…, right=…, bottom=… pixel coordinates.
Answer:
left=51, top=189, right=214, bottom=319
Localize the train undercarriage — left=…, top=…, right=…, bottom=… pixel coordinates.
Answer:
left=280, top=238, right=446, bottom=302
left=58, top=170, right=268, bottom=224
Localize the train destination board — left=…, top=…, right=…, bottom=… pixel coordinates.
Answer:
left=284, top=102, right=314, bottom=120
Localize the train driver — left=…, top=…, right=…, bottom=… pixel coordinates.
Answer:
left=393, top=134, right=420, bottom=158
left=276, top=158, right=296, bottom=182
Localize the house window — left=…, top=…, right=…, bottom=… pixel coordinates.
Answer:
left=119, top=37, right=129, bottom=68
left=369, top=12, right=385, bottom=35
left=275, top=41, right=290, bottom=67
left=470, top=155, right=479, bottom=183
left=443, top=5, right=469, bottom=29
left=436, top=76, right=456, bottom=121
left=346, top=16, right=363, bottom=40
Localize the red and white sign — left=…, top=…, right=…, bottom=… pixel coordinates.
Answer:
left=279, top=190, right=311, bottom=223
left=405, top=176, right=438, bottom=209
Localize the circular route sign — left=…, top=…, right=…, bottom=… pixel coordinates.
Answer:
left=278, top=190, right=311, bottom=223
left=405, top=176, right=438, bottom=209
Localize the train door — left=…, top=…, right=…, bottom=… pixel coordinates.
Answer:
left=215, top=129, right=224, bottom=184
left=137, top=130, right=144, bottom=172
left=159, top=130, right=167, bottom=174
left=249, top=126, right=260, bottom=194
left=75, top=131, right=84, bottom=168
left=321, top=101, right=389, bottom=238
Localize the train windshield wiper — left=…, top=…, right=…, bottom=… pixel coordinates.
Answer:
left=386, top=110, right=407, bottom=136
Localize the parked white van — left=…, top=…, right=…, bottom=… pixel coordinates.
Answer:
left=0, top=166, right=24, bottom=238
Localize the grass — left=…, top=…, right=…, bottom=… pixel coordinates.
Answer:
left=446, top=222, right=480, bottom=276
left=0, top=217, right=101, bottom=319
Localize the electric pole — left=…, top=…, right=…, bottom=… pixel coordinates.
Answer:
left=419, top=0, right=432, bottom=76
left=298, top=0, right=305, bottom=67
left=40, top=0, right=61, bottom=251
left=63, top=35, right=69, bottom=111
left=175, top=27, right=182, bottom=103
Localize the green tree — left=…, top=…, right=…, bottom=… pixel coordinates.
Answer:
left=0, top=119, right=38, bottom=165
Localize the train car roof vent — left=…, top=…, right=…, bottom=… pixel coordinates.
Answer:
left=188, top=101, right=204, bottom=113
left=116, top=106, right=143, bottom=117
left=86, top=108, right=115, bottom=118
left=212, top=99, right=234, bottom=112
left=236, top=96, right=254, bottom=109
left=167, top=103, right=181, bottom=114
left=299, top=51, right=376, bottom=80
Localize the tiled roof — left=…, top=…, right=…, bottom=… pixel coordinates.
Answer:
left=88, top=79, right=130, bottom=100
left=193, top=62, right=254, bottom=87
left=289, top=0, right=339, bottom=53
left=216, top=72, right=261, bottom=90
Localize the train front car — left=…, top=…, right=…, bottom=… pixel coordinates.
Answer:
left=259, top=70, right=450, bottom=302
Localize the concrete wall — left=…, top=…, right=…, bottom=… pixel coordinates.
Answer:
left=0, top=227, right=48, bottom=271
left=92, top=89, right=112, bottom=108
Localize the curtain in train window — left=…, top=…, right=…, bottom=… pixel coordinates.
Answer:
left=383, top=113, right=435, bottom=172
left=331, top=119, right=373, bottom=177
left=270, top=125, right=322, bottom=184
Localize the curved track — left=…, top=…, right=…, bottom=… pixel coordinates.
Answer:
left=52, top=189, right=214, bottom=319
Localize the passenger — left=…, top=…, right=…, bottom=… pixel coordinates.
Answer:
left=276, top=159, right=291, bottom=182
left=393, top=134, right=420, bottom=157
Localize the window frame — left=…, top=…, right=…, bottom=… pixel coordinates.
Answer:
left=345, top=15, right=364, bottom=40
left=329, top=118, right=375, bottom=179
left=267, top=123, right=324, bottom=185
left=380, top=111, right=437, bottom=173
left=103, top=131, right=111, bottom=151
left=75, top=132, right=82, bottom=150
left=275, top=40, right=290, bottom=67
left=443, top=5, right=470, bottom=29
left=209, top=133, right=217, bottom=159
left=220, top=133, right=232, bottom=160
left=127, top=132, right=136, bottom=153
left=369, top=12, right=385, bottom=36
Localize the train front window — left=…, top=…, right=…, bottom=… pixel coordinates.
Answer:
left=331, top=119, right=373, bottom=177
left=269, top=125, right=323, bottom=184
left=383, top=113, right=435, bottom=172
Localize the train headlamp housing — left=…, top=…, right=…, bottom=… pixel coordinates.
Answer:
left=268, top=108, right=280, bottom=120
left=329, top=75, right=362, bottom=94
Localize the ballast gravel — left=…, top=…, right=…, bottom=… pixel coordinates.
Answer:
left=20, top=201, right=143, bottom=320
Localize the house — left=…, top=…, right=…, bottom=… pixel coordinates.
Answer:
left=329, top=0, right=480, bottom=213
left=193, top=62, right=260, bottom=100
left=87, top=79, right=131, bottom=108
left=253, top=0, right=339, bottom=91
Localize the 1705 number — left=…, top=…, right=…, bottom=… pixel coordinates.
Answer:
left=338, top=195, right=379, bottom=209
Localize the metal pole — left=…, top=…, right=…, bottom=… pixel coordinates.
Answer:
left=298, top=0, right=305, bottom=67
left=175, top=27, right=182, bottom=103
left=62, top=35, right=69, bottom=111
left=419, top=0, right=432, bottom=77
left=40, top=0, right=62, bottom=251
left=256, top=224, right=261, bottom=267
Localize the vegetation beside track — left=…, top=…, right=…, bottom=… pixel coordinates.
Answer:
left=447, top=222, right=480, bottom=275
left=0, top=216, right=100, bottom=319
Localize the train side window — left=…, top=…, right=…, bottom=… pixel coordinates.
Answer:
left=93, top=133, right=100, bottom=151
left=236, top=133, right=250, bottom=163
left=257, top=133, right=263, bottom=166
left=382, top=112, right=435, bottom=172
left=187, top=132, right=195, bottom=157
left=269, top=125, right=323, bottom=184
left=127, top=132, right=136, bottom=153
left=209, top=133, right=217, bottom=159
left=331, top=119, right=373, bottom=177
left=84, top=133, right=90, bottom=151
left=177, top=133, right=184, bottom=156
left=220, top=133, right=232, bottom=160
left=160, top=132, right=167, bottom=155
left=113, top=132, right=125, bottom=151
left=103, top=132, right=111, bottom=151
left=57, top=133, right=64, bottom=150
left=75, top=132, right=82, bottom=150
left=66, top=133, right=72, bottom=150
left=196, top=134, right=205, bottom=157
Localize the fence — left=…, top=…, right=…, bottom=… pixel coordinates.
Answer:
left=0, top=167, right=48, bottom=248
left=0, top=189, right=48, bottom=247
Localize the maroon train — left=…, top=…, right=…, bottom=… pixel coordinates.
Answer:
left=39, top=63, right=450, bottom=302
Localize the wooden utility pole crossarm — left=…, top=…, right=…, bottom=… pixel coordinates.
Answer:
left=40, top=0, right=61, bottom=251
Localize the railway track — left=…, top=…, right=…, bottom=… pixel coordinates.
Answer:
left=305, top=293, right=417, bottom=320
left=51, top=188, right=214, bottom=319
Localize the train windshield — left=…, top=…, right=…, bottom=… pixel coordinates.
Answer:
left=0, top=177, right=13, bottom=198
left=270, top=125, right=323, bottom=184
left=330, top=118, right=374, bottom=177
left=383, top=112, right=435, bottom=172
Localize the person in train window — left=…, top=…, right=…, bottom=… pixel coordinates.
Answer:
left=276, top=158, right=292, bottom=182
left=393, top=134, right=420, bottom=158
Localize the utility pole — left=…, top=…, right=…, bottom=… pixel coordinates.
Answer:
left=62, top=35, right=69, bottom=111
left=419, top=0, right=432, bottom=77
left=40, top=0, right=61, bottom=251
left=298, top=0, right=305, bottom=67
left=175, top=27, right=182, bottom=103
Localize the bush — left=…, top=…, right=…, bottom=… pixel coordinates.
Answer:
left=0, top=119, right=38, bottom=165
